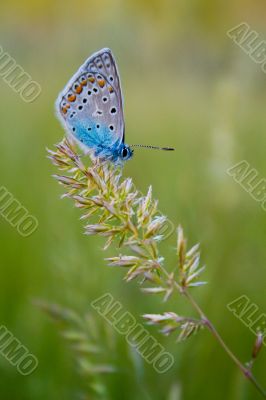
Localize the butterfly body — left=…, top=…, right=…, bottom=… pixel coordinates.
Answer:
left=56, top=48, right=132, bottom=163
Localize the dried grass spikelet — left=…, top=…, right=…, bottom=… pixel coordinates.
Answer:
left=48, top=138, right=206, bottom=338
left=36, top=300, right=115, bottom=398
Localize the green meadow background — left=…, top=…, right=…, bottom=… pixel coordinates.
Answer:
left=0, top=1, right=266, bottom=399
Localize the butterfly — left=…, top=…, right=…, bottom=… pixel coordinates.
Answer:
left=55, top=48, right=174, bottom=163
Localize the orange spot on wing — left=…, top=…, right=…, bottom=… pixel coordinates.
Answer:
left=88, top=77, right=95, bottom=83
left=98, top=79, right=105, bottom=88
left=75, top=85, right=83, bottom=94
left=108, top=86, right=114, bottom=93
left=62, top=102, right=70, bottom=114
left=68, top=94, right=76, bottom=102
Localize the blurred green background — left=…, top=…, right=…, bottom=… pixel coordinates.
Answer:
left=1, top=0, right=266, bottom=399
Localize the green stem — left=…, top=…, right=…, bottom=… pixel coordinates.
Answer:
left=159, top=266, right=266, bottom=398
left=183, top=289, right=266, bottom=398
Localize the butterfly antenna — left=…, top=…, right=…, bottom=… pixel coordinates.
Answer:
left=130, top=144, right=175, bottom=151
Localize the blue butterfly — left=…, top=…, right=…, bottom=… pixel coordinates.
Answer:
left=56, top=48, right=174, bottom=163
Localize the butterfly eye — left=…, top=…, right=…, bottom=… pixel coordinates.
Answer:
left=122, top=148, right=128, bottom=158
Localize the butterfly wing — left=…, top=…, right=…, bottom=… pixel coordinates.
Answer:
left=55, top=48, right=125, bottom=155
